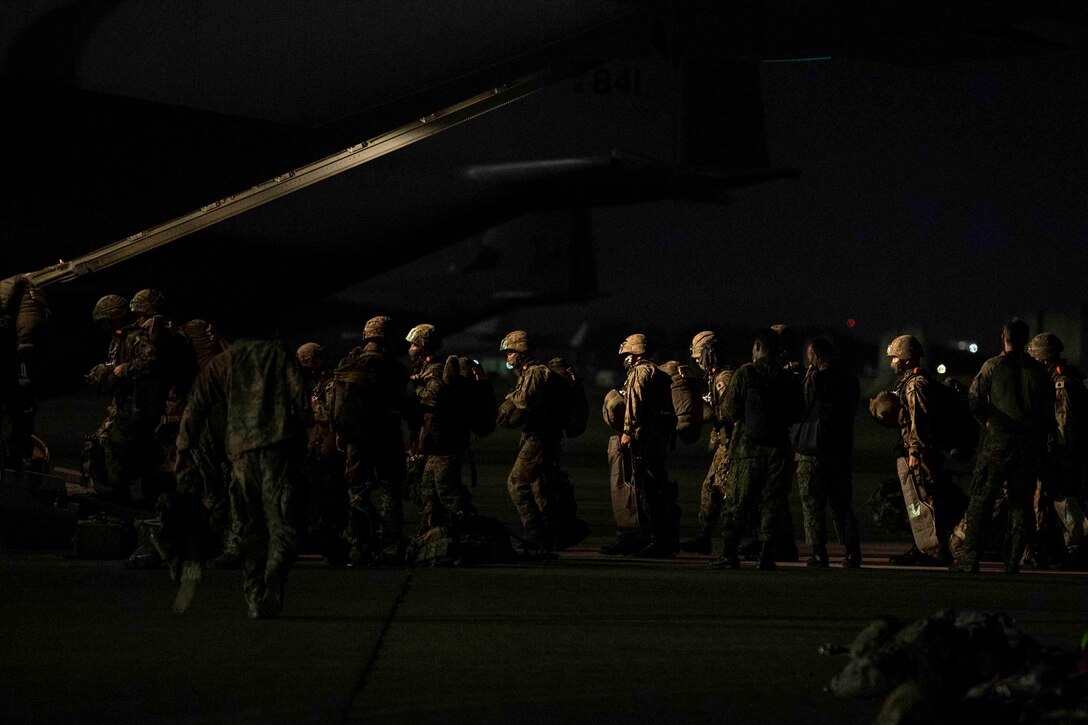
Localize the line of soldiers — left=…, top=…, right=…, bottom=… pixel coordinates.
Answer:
left=872, top=319, right=1087, bottom=573
left=80, top=295, right=1088, bottom=614
left=600, top=326, right=860, bottom=569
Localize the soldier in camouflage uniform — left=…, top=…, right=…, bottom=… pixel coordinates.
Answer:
left=175, top=338, right=311, bottom=618
left=885, top=334, right=964, bottom=566
left=0, top=274, right=48, bottom=474
left=962, top=319, right=1052, bottom=574
left=711, top=329, right=800, bottom=570
left=83, top=295, right=130, bottom=488
left=173, top=335, right=239, bottom=569
left=85, top=293, right=163, bottom=504
left=294, top=342, right=346, bottom=564
left=496, top=330, right=574, bottom=551
left=331, top=316, right=411, bottom=565
left=404, top=323, right=475, bottom=532
left=614, top=333, right=679, bottom=557
left=680, top=331, right=734, bottom=555
left=1025, top=332, right=1088, bottom=565
left=793, top=337, right=862, bottom=568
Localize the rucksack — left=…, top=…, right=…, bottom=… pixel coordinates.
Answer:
left=924, top=375, right=979, bottom=458
left=743, top=364, right=795, bottom=445
left=180, top=319, right=226, bottom=371
left=443, top=355, right=497, bottom=439
left=659, top=360, right=704, bottom=445
left=546, top=357, right=589, bottom=438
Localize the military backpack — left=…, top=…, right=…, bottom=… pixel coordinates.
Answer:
left=546, top=357, right=589, bottom=438
left=660, top=360, right=705, bottom=445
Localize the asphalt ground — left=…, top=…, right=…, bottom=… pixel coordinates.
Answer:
left=3, top=392, right=1087, bottom=724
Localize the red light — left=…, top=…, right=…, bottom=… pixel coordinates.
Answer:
left=847, top=318, right=857, bottom=329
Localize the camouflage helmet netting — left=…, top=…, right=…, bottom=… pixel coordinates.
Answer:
left=499, top=330, right=531, bottom=353
left=363, top=315, right=392, bottom=340
left=690, top=330, right=715, bottom=357
left=92, top=295, right=129, bottom=322
left=1027, top=332, right=1063, bottom=362
left=130, top=288, right=166, bottom=316
left=886, top=334, right=923, bottom=360
left=406, top=323, right=442, bottom=352
left=618, top=334, right=649, bottom=356
left=295, top=342, right=326, bottom=369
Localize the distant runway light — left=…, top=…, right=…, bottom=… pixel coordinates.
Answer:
left=847, top=318, right=857, bottom=329
left=957, top=341, right=968, bottom=351
left=969, top=343, right=979, bottom=354
left=937, top=364, right=948, bottom=374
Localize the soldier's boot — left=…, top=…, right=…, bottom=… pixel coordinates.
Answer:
left=599, top=534, right=645, bottom=556
left=960, top=551, right=980, bottom=574
left=679, top=532, right=713, bottom=555
left=775, top=538, right=800, bottom=563
left=756, top=541, right=777, bottom=571
left=635, top=540, right=678, bottom=558
left=708, top=539, right=741, bottom=569
left=842, top=541, right=862, bottom=569
left=206, top=548, right=242, bottom=570
left=257, top=571, right=284, bottom=618
left=806, top=544, right=830, bottom=568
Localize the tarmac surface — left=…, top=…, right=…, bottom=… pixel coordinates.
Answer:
left=3, top=395, right=1088, bottom=724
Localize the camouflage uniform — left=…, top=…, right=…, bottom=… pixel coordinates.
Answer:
left=175, top=346, right=238, bottom=561
left=895, top=367, right=964, bottom=560
left=691, top=367, right=734, bottom=544
left=963, top=349, right=1052, bottom=572
left=0, top=275, right=48, bottom=473
left=497, top=358, right=568, bottom=547
left=794, top=360, right=861, bottom=563
left=98, top=320, right=163, bottom=503
left=331, top=341, right=410, bottom=562
left=176, top=339, right=311, bottom=616
left=407, top=358, right=474, bottom=527
left=621, top=357, right=679, bottom=553
left=718, top=358, right=798, bottom=557
left=295, top=345, right=345, bottom=562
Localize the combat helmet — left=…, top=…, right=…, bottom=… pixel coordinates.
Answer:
left=499, top=330, right=531, bottom=354
left=363, top=315, right=392, bottom=341
left=295, top=342, right=326, bottom=370
left=130, top=288, right=166, bottom=317
left=1027, top=332, right=1063, bottom=362
left=886, top=334, right=923, bottom=360
left=92, top=295, right=129, bottom=323
left=406, top=323, right=442, bottom=352
left=618, top=334, right=650, bottom=356
left=689, top=331, right=716, bottom=358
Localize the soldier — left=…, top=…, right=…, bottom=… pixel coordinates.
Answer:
left=295, top=342, right=346, bottom=564
left=496, top=330, right=584, bottom=551
left=175, top=337, right=311, bottom=618
left=174, top=330, right=237, bottom=569
left=0, top=274, right=48, bottom=475
left=962, top=319, right=1052, bottom=574
left=614, top=333, right=679, bottom=557
left=763, top=322, right=802, bottom=563
left=1025, top=332, right=1088, bottom=566
left=711, top=329, right=799, bottom=570
left=331, top=316, right=411, bottom=565
left=886, top=334, right=965, bottom=566
left=404, top=323, right=476, bottom=533
left=85, top=293, right=162, bottom=504
left=792, top=337, right=862, bottom=568
left=679, top=331, right=734, bottom=555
